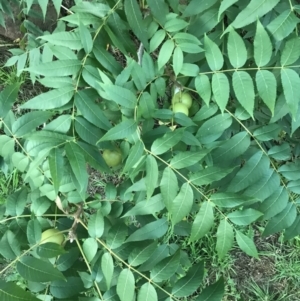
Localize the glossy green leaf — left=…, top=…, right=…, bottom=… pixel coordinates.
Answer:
left=196, top=113, right=232, bottom=144
left=158, top=39, right=175, bottom=70
left=170, top=150, right=209, bottom=169
left=263, top=203, right=297, bottom=236
left=128, top=241, right=157, bottom=266
left=204, top=34, right=223, bottom=71
left=0, top=83, right=20, bottom=118
left=171, top=183, right=193, bottom=225
left=25, top=59, right=81, bottom=76
left=254, top=20, right=272, bottom=67
left=65, top=142, right=88, bottom=198
left=190, top=201, right=214, bottom=242
left=244, top=170, right=280, bottom=202
left=79, top=22, right=93, bottom=54
left=216, top=219, right=234, bottom=259
left=195, top=277, right=224, bottom=301
left=267, top=10, right=298, bottom=41
left=101, top=252, right=114, bottom=290
left=101, top=84, right=137, bottom=109
left=236, top=231, right=258, bottom=258
left=117, top=269, right=135, bottom=301
left=44, top=114, right=72, bottom=133
left=173, top=46, right=183, bottom=76
left=27, top=219, right=41, bottom=246
left=37, top=243, right=66, bottom=258
left=0, top=230, right=21, bottom=259
left=56, top=248, right=80, bottom=272
left=211, top=192, right=258, bottom=208
left=150, top=250, right=180, bottom=282
left=123, top=194, right=165, bottom=217
left=267, top=143, right=291, bottom=161
left=212, top=73, right=230, bottom=113
left=284, top=216, right=300, bottom=240
left=218, top=0, right=239, bottom=20
left=0, top=280, right=40, bottom=301
left=190, top=166, right=234, bottom=186
left=230, top=0, right=280, bottom=29
left=281, top=68, right=300, bottom=119
left=17, top=256, right=65, bottom=282
left=253, top=124, right=280, bottom=141
left=259, top=186, right=288, bottom=220
left=12, top=112, right=52, bottom=137
left=211, top=131, right=250, bottom=165
left=12, top=152, right=29, bottom=172
left=183, top=0, right=219, bottom=17
left=150, top=29, right=166, bottom=53
left=106, top=222, right=128, bottom=249
left=281, top=36, right=300, bottom=66
left=99, top=120, right=137, bottom=142
left=165, top=18, right=188, bottom=32
left=41, top=31, right=82, bottom=49
left=227, top=209, right=263, bottom=226
left=193, top=103, right=218, bottom=122
left=151, top=128, right=184, bottom=155
left=126, top=218, right=168, bottom=242
left=83, top=238, right=98, bottom=262
left=74, top=89, right=111, bottom=131
left=232, top=71, right=255, bottom=118
left=93, top=45, right=122, bottom=76
left=195, top=74, right=211, bottom=106
left=172, top=262, right=204, bottom=297
left=160, top=167, right=178, bottom=211
left=88, top=210, right=104, bottom=238
left=227, top=29, right=247, bottom=68
left=124, top=0, right=148, bottom=48
left=138, top=282, right=157, bottom=301
left=147, top=0, right=166, bottom=25
left=146, top=155, right=158, bottom=199
left=123, top=141, right=144, bottom=173
left=50, top=277, right=84, bottom=298
left=227, top=151, right=269, bottom=192
left=48, top=148, right=64, bottom=195
left=256, top=70, right=277, bottom=115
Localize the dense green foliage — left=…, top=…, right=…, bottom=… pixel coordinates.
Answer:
left=1, top=0, right=300, bottom=300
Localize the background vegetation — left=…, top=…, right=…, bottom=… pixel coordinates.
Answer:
left=1, top=0, right=300, bottom=300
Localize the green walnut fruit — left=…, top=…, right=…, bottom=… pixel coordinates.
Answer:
left=102, top=149, right=122, bottom=167
left=41, top=229, right=64, bottom=245
left=172, top=92, right=193, bottom=109
left=172, top=103, right=189, bottom=116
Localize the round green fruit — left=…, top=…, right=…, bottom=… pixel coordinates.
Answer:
left=103, top=149, right=122, bottom=167
left=41, top=229, right=64, bottom=245
left=172, top=92, right=193, bottom=109
left=172, top=103, right=189, bottom=116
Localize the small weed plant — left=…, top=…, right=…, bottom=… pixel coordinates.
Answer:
left=1, top=0, right=300, bottom=300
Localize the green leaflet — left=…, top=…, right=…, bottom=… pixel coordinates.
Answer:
left=195, top=277, right=224, bottom=301
left=212, top=73, right=230, bottom=112
left=235, top=231, right=258, bottom=258
left=216, top=219, right=234, bottom=259
left=190, top=201, right=214, bottom=242
left=0, top=280, right=40, bottom=301
left=281, top=68, right=300, bottom=119
left=267, top=10, right=298, bottom=41
left=124, top=0, right=148, bottom=48
left=263, top=203, right=297, bottom=236
left=204, top=34, right=224, bottom=71
left=117, top=269, right=135, bottom=301
left=281, top=36, right=300, bottom=66
left=229, top=0, right=280, bottom=30
left=255, top=70, right=277, bottom=115
left=254, top=20, right=272, bottom=67
left=227, top=29, right=247, bottom=68
left=232, top=71, right=255, bottom=118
